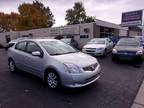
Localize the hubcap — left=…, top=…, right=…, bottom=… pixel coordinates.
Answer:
left=9, top=61, right=15, bottom=72
left=47, top=72, right=58, bottom=88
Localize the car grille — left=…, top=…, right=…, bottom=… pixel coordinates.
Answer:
left=83, top=63, right=98, bottom=71
left=117, top=51, right=136, bottom=55
left=85, top=48, right=96, bottom=53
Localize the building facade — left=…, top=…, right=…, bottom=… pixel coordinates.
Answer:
left=0, top=19, right=128, bottom=47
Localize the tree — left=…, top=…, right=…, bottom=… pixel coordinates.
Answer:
left=65, top=2, right=95, bottom=25
left=0, top=12, right=20, bottom=32
left=18, top=0, right=55, bottom=30
left=85, top=16, right=96, bottom=23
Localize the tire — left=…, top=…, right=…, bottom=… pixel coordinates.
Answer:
left=45, top=70, right=61, bottom=89
left=137, top=59, right=143, bottom=64
left=103, top=49, right=107, bottom=57
left=8, top=59, right=17, bottom=72
left=112, top=55, right=117, bottom=62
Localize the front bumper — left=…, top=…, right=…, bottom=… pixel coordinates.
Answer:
left=112, top=53, right=143, bottom=61
left=61, top=64, right=101, bottom=88
left=83, top=50, right=105, bottom=56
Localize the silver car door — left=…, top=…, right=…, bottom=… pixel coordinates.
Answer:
left=24, top=42, right=45, bottom=76
left=14, top=41, right=28, bottom=71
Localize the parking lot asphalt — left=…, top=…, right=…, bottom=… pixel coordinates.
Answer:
left=0, top=49, right=144, bottom=108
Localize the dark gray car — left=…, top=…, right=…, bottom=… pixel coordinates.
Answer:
left=112, top=38, right=143, bottom=63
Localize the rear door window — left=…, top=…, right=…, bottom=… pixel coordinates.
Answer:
left=15, top=41, right=27, bottom=51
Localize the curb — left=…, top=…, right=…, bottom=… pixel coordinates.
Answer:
left=131, top=80, right=144, bottom=108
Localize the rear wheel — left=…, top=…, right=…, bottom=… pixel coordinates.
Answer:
left=45, top=70, right=61, bottom=89
left=8, top=59, right=17, bottom=72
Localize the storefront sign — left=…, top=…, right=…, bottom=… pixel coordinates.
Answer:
left=60, top=26, right=79, bottom=35
left=49, top=28, right=60, bottom=36
left=121, top=10, right=143, bottom=27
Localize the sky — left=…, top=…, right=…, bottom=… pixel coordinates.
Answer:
left=0, top=0, right=144, bottom=27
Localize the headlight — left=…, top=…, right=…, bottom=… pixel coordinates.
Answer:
left=64, top=63, right=82, bottom=74
left=97, top=48, right=105, bottom=50
left=112, top=49, right=117, bottom=54
left=136, top=50, right=143, bottom=55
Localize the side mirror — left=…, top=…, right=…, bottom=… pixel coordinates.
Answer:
left=32, top=51, right=42, bottom=57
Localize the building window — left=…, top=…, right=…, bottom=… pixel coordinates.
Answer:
left=80, top=35, right=89, bottom=38
left=84, top=28, right=90, bottom=33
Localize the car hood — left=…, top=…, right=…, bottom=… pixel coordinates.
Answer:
left=51, top=52, right=97, bottom=67
left=83, top=44, right=106, bottom=49
left=114, top=45, right=143, bottom=52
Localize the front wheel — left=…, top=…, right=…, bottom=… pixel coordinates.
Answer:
left=103, top=49, right=107, bottom=57
left=46, top=71, right=61, bottom=89
left=112, top=55, right=117, bottom=61
left=136, top=59, right=143, bottom=64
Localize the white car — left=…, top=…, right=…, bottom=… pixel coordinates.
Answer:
left=82, top=38, right=113, bottom=56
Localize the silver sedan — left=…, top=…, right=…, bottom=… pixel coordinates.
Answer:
left=7, top=39, right=101, bottom=89
left=82, top=38, right=113, bottom=56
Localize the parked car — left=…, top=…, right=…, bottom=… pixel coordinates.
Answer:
left=61, top=38, right=79, bottom=49
left=112, top=38, right=143, bottom=63
left=7, top=39, right=101, bottom=89
left=131, top=36, right=144, bottom=47
left=82, top=38, right=113, bottom=56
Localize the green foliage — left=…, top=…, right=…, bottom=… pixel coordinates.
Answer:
left=17, top=0, right=55, bottom=30
left=85, top=16, right=96, bottom=23
left=65, top=2, right=95, bottom=25
left=0, top=0, right=55, bottom=32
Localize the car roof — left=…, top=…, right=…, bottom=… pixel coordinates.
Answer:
left=119, top=37, right=140, bottom=42
left=17, top=38, right=59, bottom=42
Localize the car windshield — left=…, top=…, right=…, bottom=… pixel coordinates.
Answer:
left=40, top=40, right=78, bottom=55
left=61, top=38, right=71, bottom=43
left=87, top=39, right=106, bottom=44
left=117, top=38, right=141, bottom=47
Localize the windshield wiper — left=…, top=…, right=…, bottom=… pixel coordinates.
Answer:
left=63, top=51, right=79, bottom=54
left=50, top=51, right=79, bottom=55
left=50, top=53, right=63, bottom=55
